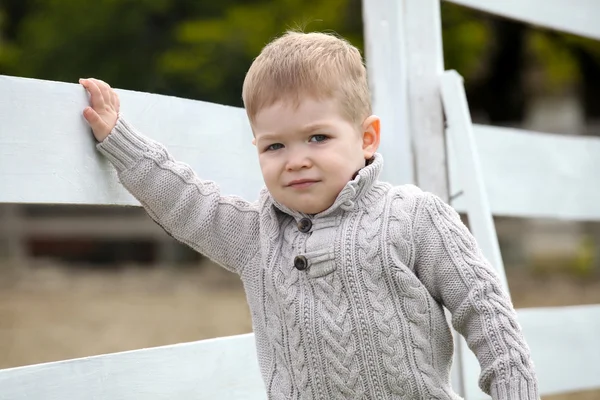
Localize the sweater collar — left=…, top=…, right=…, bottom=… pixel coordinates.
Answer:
left=269, top=152, right=384, bottom=219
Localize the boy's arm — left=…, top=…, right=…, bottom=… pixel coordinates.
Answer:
left=96, top=116, right=260, bottom=274
left=79, top=78, right=259, bottom=274
left=411, top=192, right=538, bottom=400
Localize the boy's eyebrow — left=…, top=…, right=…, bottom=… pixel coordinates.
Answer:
left=299, top=122, right=331, bottom=133
left=255, top=133, right=280, bottom=143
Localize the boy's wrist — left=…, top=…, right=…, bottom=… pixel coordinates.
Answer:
left=96, top=116, right=151, bottom=172
left=490, top=377, right=539, bottom=400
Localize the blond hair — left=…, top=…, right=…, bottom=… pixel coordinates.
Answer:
left=242, top=31, right=371, bottom=126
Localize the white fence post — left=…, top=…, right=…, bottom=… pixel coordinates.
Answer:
left=403, top=0, right=448, bottom=199
left=362, top=0, right=414, bottom=186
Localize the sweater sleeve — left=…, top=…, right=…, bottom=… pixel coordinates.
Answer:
left=96, top=115, right=260, bottom=274
left=413, top=191, right=539, bottom=400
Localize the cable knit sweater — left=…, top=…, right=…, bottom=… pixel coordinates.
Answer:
left=97, top=116, right=539, bottom=400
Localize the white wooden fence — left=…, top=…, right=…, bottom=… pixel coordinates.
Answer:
left=1, top=0, right=600, bottom=398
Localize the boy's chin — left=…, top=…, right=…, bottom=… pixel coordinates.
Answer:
left=272, top=196, right=328, bottom=215
left=288, top=201, right=331, bottom=215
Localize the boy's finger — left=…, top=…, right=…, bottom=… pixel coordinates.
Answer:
left=83, top=107, right=107, bottom=131
left=90, top=78, right=112, bottom=107
left=110, top=90, right=120, bottom=112
left=81, top=79, right=105, bottom=110
left=83, top=106, right=100, bottom=124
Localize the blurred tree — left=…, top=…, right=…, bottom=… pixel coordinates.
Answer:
left=562, top=35, right=600, bottom=124
left=441, top=4, right=529, bottom=124
left=156, top=0, right=362, bottom=105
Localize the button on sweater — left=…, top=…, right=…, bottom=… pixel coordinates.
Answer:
left=97, top=116, right=539, bottom=400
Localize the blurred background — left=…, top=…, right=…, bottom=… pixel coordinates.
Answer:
left=0, top=1, right=599, bottom=398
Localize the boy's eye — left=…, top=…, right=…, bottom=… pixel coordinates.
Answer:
left=266, top=143, right=284, bottom=151
left=309, top=134, right=329, bottom=143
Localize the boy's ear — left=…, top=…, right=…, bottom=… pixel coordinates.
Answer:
left=361, top=115, right=381, bottom=159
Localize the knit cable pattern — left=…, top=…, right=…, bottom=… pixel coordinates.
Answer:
left=357, top=197, right=412, bottom=397
left=314, top=272, right=363, bottom=398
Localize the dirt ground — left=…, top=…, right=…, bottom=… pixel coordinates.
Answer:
left=1, top=259, right=599, bottom=399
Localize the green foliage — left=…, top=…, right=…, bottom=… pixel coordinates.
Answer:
left=528, top=31, right=581, bottom=91
left=574, top=236, right=596, bottom=277
left=0, top=8, right=19, bottom=68
left=441, top=3, right=490, bottom=79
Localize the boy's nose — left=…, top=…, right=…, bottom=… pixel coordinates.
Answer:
left=285, top=153, right=312, bottom=171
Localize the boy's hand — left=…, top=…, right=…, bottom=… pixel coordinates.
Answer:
left=79, top=78, right=120, bottom=142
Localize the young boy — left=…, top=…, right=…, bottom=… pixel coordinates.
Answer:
left=79, top=31, right=538, bottom=399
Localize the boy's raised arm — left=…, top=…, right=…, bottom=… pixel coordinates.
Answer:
left=411, top=192, right=539, bottom=400
left=80, top=78, right=260, bottom=274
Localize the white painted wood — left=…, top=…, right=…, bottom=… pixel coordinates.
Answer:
left=459, top=304, right=600, bottom=398
left=440, top=70, right=507, bottom=291
left=6, top=75, right=597, bottom=221
left=448, top=124, right=600, bottom=221
left=520, top=305, right=600, bottom=395
left=403, top=0, right=449, bottom=200
left=362, top=0, right=414, bottom=186
left=0, top=74, right=263, bottom=205
left=0, top=333, right=266, bottom=400
left=445, top=0, right=600, bottom=41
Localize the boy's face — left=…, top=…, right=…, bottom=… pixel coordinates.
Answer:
left=252, top=97, right=380, bottom=214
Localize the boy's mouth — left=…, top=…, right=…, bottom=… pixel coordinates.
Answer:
left=287, top=179, right=320, bottom=189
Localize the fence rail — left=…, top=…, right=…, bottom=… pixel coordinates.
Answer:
left=0, top=334, right=266, bottom=400
left=445, top=0, right=600, bottom=40
left=3, top=74, right=599, bottom=221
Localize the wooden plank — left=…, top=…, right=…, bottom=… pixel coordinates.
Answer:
left=445, top=0, right=600, bottom=41
left=448, top=124, right=600, bottom=221
left=3, top=74, right=599, bottom=221
left=362, top=0, right=414, bottom=186
left=404, top=0, right=449, bottom=200
left=0, top=74, right=263, bottom=205
left=440, top=70, right=507, bottom=292
left=460, top=304, right=600, bottom=398
left=0, top=333, right=266, bottom=400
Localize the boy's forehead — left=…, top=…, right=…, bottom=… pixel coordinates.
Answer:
left=253, top=97, right=343, bottom=132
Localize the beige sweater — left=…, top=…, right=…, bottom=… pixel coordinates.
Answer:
left=97, top=116, right=539, bottom=399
